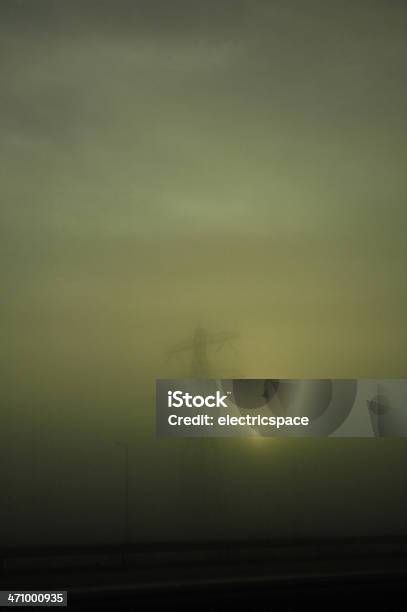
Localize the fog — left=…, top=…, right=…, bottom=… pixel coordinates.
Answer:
left=1, top=0, right=407, bottom=546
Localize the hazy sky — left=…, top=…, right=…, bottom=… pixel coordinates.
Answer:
left=2, top=1, right=407, bottom=387
left=1, top=1, right=407, bottom=545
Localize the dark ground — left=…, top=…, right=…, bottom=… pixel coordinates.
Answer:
left=1, top=536, right=407, bottom=609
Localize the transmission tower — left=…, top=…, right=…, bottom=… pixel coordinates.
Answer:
left=167, top=324, right=239, bottom=378
left=166, top=324, right=240, bottom=539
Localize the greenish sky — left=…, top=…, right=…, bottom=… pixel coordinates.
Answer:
left=2, top=1, right=407, bottom=385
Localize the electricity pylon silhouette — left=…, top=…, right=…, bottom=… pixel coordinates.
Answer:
left=167, top=324, right=240, bottom=539
left=167, top=324, right=239, bottom=378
